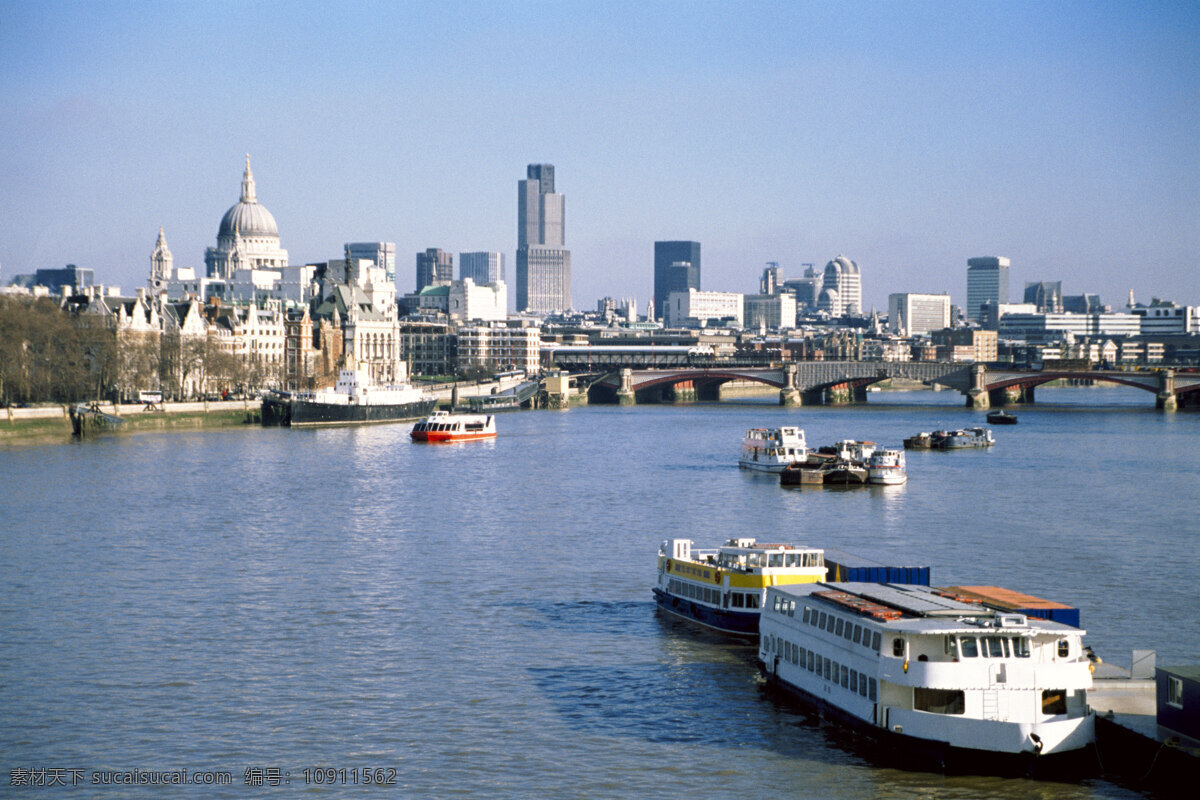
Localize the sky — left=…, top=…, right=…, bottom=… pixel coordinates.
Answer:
left=2, top=0, right=1197, bottom=313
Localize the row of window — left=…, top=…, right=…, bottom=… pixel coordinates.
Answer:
left=667, top=579, right=760, bottom=609
left=766, top=633, right=879, bottom=702
left=777, top=600, right=884, bottom=654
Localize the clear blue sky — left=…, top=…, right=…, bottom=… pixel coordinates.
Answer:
left=2, top=0, right=1197, bottom=311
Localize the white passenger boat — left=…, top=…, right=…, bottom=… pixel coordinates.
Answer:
left=739, top=427, right=809, bottom=472
left=758, top=582, right=1095, bottom=775
left=654, top=538, right=826, bottom=635
left=410, top=409, right=497, bottom=442
left=867, top=448, right=907, bottom=485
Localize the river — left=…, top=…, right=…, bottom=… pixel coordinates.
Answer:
left=1, top=386, right=1196, bottom=797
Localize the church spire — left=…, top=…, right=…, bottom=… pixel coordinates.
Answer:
left=241, top=153, right=257, bottom=204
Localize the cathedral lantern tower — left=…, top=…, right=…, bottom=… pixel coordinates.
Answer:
left=204, top=154, right=288, bottom=280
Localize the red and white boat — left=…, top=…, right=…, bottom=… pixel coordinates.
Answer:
left=410, top=410, right=497, bottom=442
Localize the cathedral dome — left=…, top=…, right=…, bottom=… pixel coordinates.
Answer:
left=217, top=155, right=279, bottom=239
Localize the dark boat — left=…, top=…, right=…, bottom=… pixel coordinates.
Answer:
left=262, top=367, right=436, bottom=428
left=986, top=410, right=1018, bottom=425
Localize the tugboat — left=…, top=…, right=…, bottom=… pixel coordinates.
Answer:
left=866, top=448, right=907, bottom=485
left=739, top=427, right=809, bottom=473
left=987, top=410, right=1018, bottom=425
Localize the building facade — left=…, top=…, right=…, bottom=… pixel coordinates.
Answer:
left=666, top=289, right=744, bottom=328
left=416, top=248, right=453, bottom=292
left=744, top=292, right=796, bottom=332
left=516, top=164, right=571, bottom=313
left=456, top=324, right=541, bottom=374
left=345, top=242, right=397, bottom=285
left=966, top=256, right=1010, bottom=322
left=888, top=292, right=951, bottom=337
left=818, top=256, right=862, bottom=317
left=653, top=241, right=701, bottom=320
left=460, top=251, right=505, bottom=286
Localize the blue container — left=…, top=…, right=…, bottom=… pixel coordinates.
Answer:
left=822, top=548, right=931, bottom=586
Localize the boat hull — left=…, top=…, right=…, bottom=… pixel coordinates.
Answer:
left=411, top=430, right=496, bottom=442
left=760, top=667, right=1097, bottom=778
left=262, top=396, right=436, bottom=427
left=652, top=588, right=758, bottom=636
left=867, top=467, right=907, bottom=485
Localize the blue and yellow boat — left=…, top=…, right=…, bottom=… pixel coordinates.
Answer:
left=654, top=538, right=827, bottom=636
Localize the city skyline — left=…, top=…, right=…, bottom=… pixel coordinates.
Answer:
left=1, top=2, right=1197, bottom=312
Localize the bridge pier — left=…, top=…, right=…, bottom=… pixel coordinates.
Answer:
left=669, top=380, right=696, bottom=403
left=966, top=364, right=990, bottom=410
left=1157, top=369, right=1177, bottom=412
left=990, top=385, right=1034, bottom=406
left=617, top=368, right=635, bottom=406
left=780, top=363, right=801, bottom=406
left=827, top=382, right=853, bottom=405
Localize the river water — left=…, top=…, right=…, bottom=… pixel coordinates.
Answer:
left=1, top=387, right=1196, bottom=798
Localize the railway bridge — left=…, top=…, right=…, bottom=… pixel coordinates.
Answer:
left=562, top=360, right=1198, bottom=411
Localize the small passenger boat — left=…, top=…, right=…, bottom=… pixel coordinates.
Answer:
left=866, top=448, right=907, bottom=485
left=904, top=428, right=994, bottom=450
left=654, top=538, right=826, bottom=635
left=759, top=581, right=1096, bottom=775
left=739, top=427, right=809, bottom=473
left=986, top=410, right=1018, bottom=425
left=410, top=409, right=497, bottom=442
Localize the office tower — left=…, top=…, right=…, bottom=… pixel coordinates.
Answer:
left=460, top=251, right=505, bottom=286
left=346, top=242, right=397, bottom=284
left=417, top=248, right=453, bottom=292
left=888, top=293, right=952, bottom=337
left=966, top=257, right=1010, bottom=322
left=819, top=255, right=862, bottom=317
left=782, top=264, right=822, bottom=312
left=653, top=241, right=701, bottom=321
left=516, top=164, right=570, bottom=313
left=759, top=262, right=781, bottom=295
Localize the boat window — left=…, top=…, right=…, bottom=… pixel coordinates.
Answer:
left=802, top=606, right=811, bottom=624
left=892, top=638, right=905, bottom=658
left=747, top=594, right=759, bottom=609
left=841, top=666, right=849, bottom=689
left=869, top=678, right=878, bottom=701
left=831, top=660, right=839, bottom=683
left=732, top=594, right=743, bottom=608
left=843, top=623, right=853, bottom=641
left=915, top=688, right=966, bottom=715
left=798, top=646, right=806, bottom=665
left=824, top=660, right=832, bottom=681
left=1042, top=689, right=1067, bottom=715
left=791, top=644, right=799, bottom=665
left=835, top=618, right=845, bottom=637
left=852, top=625, right=862, bottom=644
left=984, top=637, right=1005, bottom=658
left=784, top=554, right=796, bottom=567
left=807, top=652, right=815, bottom=672
left=959, top=636, right=979, bottom=658
left=850, top=671, right=858, bottom=694
left=769, top=554, right=783, bottom=567
left=872, top=632, right=882, bottom=652
left=772, top=596, right=781, bottom=612
left=1058, top=640, right=1070, bottom=658
left=1013, top=638, right=1031, bottom=658
left=788, top=600, right=796, bottom=617
left=818, top=612, right=827, bottom=629
left=945, top=635, right=957, bottom=655
left=858, top=677, right=868, bottom=697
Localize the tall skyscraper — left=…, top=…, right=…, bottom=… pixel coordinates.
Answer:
left=460, top=251, right=505, bottom=286
left=345, top=242, right=397, bottom=284
left=516, top=164, right=570, bottom=313
left=417, top=248, right=453, bottom=292
left=818, top=255, right=862, bottom=317
left=966, top=257, right=1011, bottom=322
left=653, top=241, right=701, bottom=321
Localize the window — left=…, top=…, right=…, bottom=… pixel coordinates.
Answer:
left=892, top=638, right=905, bottom=658
left=788, top=600, right=796, bottom=617
left=1042, top=690, right=1067, bottom=715
left=773, top=596, right=781, bottom=612
left=823, top=659, right=831, bottom=681
left=960, top=636, right=979, bottom=658
left=748, top=594, right=759, bottom=609
left=1058, top=640, right=1070, bottom=658
left=1168, top=676, right=1184, bottom=708
left=802, top=606, right=811, bottom=624
left=818, top=612, right=827, bottom=629
left=858, top=677, right=868, bottom=698
left=1013, top=638, right=1031, bottom=658
left=869, top=678, right=878, bottom=701
left=872, top=632, right=882, bottom=652
left=733, top=593, right=744, bottom=608
left=850, top=671, right=858, bottom=694
left=984, top=636, right=1005, bottom=658
left=915, top=688, right=965, bottom=715
left=841, top=666, right=849, bottom=689
left=835, top=618, right=844, bottom=637
left=853, top=625, right=862, bottom=645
